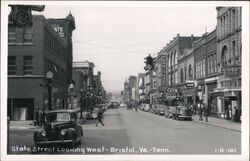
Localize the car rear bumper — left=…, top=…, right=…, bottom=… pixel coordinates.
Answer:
left=178, top=115, right=192, bottom=118
left=35, top=139, right=73, bottom=145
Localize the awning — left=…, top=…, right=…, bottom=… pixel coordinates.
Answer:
left=214, top=88, right=241, bottom=93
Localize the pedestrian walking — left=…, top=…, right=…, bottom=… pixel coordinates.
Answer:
left=96, top=108, right=104, bottom=126
left=198, top=103, right=203, bottom=121
left=35, top=110, right=39, bottom=126
left=41, top=109, right=46, bottom=127
left=228, top=105, right=232, bottom=120
left=233, top=106, right=240, bottom=122
left=203, top=104, right=209, bottom=122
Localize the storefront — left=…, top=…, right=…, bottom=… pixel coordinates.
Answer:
left=205, top=77, right=218, bottom=117
left=8, top=98, right=34, bottom=120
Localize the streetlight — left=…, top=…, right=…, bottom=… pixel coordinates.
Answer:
left=68, top=80, right=75, bottom=109
left=46, top=71, right=53, bottom=111
left=86, top=91, right=90, bottom=113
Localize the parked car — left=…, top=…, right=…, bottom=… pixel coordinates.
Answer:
left=158, top=107, right=166, bottom=116
left=120, top=103, right=126, bottom=108
left=34, top=109, right=83, bottom=147
left=138, top=104, right=145, bottom=111
left=173, top=106, right=192, bottom=120
left=165, top=106, right=178, bottom=119
left=143, top=104, right=150, bottom=112
left=108, top=101, right=120, bottom=109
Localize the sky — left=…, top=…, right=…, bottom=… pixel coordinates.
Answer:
left=40, top=3, right=217, bottom=93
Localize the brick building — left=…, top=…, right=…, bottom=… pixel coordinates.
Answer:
left=8, top=13, right=75, bottom=120
left=215, top=7, right=241, bottom=119
left=194, top=29, right=218, bottom=116
left=72, top=61, right=95, bottom=111
left=165, top=34, right=200, bottom=105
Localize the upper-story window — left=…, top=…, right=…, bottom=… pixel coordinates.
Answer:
left=180, top=68, right=184, bottom=83
left=23, top=56, right=33, bottom=75
left=8, top=56, right=16, bottom=75
left=221, top=45, right=228, bottom=67
left=188, top=65, right=193, bottom=80
left=232, top=9, right=236, bottom=31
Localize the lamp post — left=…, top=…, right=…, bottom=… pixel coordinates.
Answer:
left=68, top=80, right=75, bottom=109
left=46, top=71, right=53, bottom=111
left=86, top=91, right=90, bottom=113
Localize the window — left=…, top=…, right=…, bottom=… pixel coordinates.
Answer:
left=23, top=56, right=33, bottom=75
left=232, top=9, right=236, bottom=31
left=208, top=57, right=211, bottom=75
left=232, top=41, right=236, bottom=59
left=221, top=45, right=228, bottom=67
left=8, top=56, right=16, bottom=75
left=184, top=66, right=187, bottom=82
left=180, top=69, right=184, bottom=83
left=202, top=59, right=206, bottom=77
left=189, top=65, right=193, bottom=79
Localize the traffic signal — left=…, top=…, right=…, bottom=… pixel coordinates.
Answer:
left=144, top=54, right=155, bottom=70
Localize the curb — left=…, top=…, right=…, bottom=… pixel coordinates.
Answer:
left=192, top=119, right=241, bottom=132
left=9, top=126, right=40, bottom=130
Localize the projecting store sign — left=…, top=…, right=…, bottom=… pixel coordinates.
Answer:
left=224, top=66, right=240, bottom=78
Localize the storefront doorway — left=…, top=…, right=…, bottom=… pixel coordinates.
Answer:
left=8, top=98, right=34, bottom=120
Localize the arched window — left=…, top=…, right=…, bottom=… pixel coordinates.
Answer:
left=188, top=65, right=193, bottom=79
left=175, top=51, right=178, bottom=64
left=180, top=68, right=184, bottom=83
left=171, top=52, right=174, bottom=67
left=221, top=45, right=228, bottom=67
left=168, top=55, right=171, bottom=68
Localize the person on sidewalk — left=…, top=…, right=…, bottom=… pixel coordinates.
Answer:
left=35, top=110, right=39, bottom=126
left=233, top=106, right=240, bottom=122
left=96, top=108, right=104, bottom=127
left=198, top=103, right=203, bottom=121
left=40, top=109, right=46, bottom=127
left=203, top=104, right=209, bottom=122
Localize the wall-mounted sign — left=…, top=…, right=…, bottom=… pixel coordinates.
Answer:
left=52, top=24, right=65, bottom=37
left=166, top=88, right=178, bottom=93
left=186, top=83, right=194, bottom=88
left=224, top=65, right=240, bottom=78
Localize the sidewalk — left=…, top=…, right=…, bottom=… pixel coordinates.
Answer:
left=192, top=114, right=241, bottom=132
left=9, top=120, right=40, bottom=130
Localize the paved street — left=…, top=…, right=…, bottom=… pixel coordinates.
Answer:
left=9, top=108, right=241, bottom=155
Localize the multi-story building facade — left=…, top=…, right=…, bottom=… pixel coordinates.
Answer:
left=46, top=13, right=75, bottom=85
left=93, top=71, right=105, bottom=105
left=194, top=29, right=218, bottom=116
left=165, top=34, right=200, bottom=105
left=215, top=7, right=241, bottom=119
left=72, top=61, right=95, bottom=110
left=178, top=48, right=196, bottom=106
left=123, top=79, right=130, bottom=103
left=154, top=50, right=167, bottom=104
left=8, top=14, right=75, bottom=120
left=136, top=73, right=146, bottom=103
left=128, top=76, right=137, bottom=101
